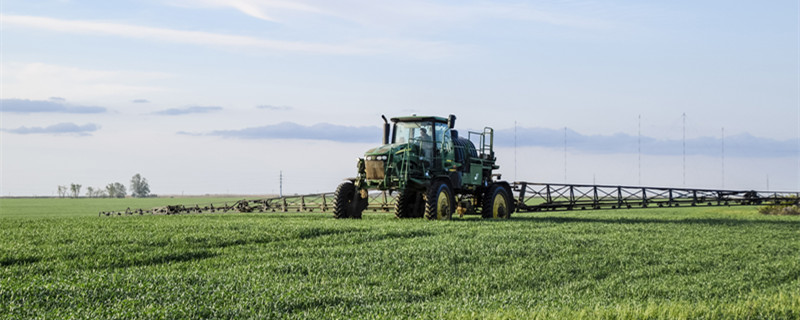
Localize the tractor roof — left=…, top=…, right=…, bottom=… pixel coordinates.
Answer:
left=391, top=115, right=448, bottom=123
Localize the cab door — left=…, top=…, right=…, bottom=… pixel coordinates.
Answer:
left=433, top=122, right=454, bottom=172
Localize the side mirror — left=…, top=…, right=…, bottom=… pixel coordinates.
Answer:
left=447, top=114, right=456, bottom=129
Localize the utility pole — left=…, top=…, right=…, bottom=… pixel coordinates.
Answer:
left=514, top=121, right=517, bottom=182
left=279, top=171, right=283, bottom=197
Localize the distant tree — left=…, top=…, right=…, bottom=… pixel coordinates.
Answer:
left=70, top=184, right=82, bottom=198
left=115, top=182, right=127, bottom=198
left=86, top=187, right=94, bottom=198
left=106, top=182, right=127, bottom=198
left=106, top=184, right=116, bottom=197
left=130, top=174, right=150, bottom=198
left=91, top=189, right=102, bottom=198
left=57, top=185, right=67, bottom=198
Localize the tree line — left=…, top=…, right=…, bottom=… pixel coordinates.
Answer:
left=57, top=174, right=151, bottom=198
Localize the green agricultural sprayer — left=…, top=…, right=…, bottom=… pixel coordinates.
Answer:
left=101, top=114, right=799, bottom=218
left=331, top=114, right=513, bottom=220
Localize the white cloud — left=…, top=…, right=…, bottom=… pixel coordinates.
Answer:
left=1, top=14, right=454, bottom=58
left=153, top=106, right=223, bottom=116
left=2, top=62, right=171, bottom=101
left=2, top=14, right=362, bottom=54
left=171, top=0, right=324, bottom=21
left=3, top=122, right=101, bottom=136
left=1, top=99, right=106, bottom=114
left=169, top=0, right=611, bottom=29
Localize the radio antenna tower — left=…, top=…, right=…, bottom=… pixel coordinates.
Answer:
left=514, top=121, right=518, bottom=181
left=721, top=128, right=725, bottom=189
left=682, top=113, right=686, bottom=186
left=564, top=127, right=567, bottom=183
left=638, top=115, right=642, bottom=186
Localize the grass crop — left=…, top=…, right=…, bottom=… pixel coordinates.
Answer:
left=1, top=198, right=798, bottom=319
left=760, top=205, right=800, bottom=216
left=758, top=197, right=800, bottom=215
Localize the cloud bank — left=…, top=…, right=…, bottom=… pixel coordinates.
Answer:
left=1, top=99, right=106, bottom=113
left=153, top=106, right=222, bottom=115
left=183, top=122, right=797, bottom=158
left=493, top=127, right=799, bottom=158
left=192, top=122, right=380, bottom=143
left=257, top=105, right=293, bottom=111
left=3, top=123, right=100, bottom=136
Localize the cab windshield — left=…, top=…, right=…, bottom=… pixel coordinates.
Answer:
left=394, top=121, right=432, bottom=145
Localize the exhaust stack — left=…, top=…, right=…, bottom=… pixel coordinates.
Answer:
left=381, top=115, right=390, bottom=145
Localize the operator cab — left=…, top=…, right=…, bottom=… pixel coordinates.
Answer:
left=391, top=116, right=453, bottom=171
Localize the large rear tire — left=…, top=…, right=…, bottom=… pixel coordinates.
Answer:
left=395, top=189, right=424, bottom=218
left=333, top=181, right=366, bottom=219
left=482, top=183, right=513, bottom=219
left=425, top=181, right=455, bottom=220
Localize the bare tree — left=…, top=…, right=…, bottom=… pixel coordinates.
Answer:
left=130, top=174, right=150, bottom=198
left=57, top=185, right=67, bottom=198
left=70, top=184, right=82, bottom=198
left=86, top=186, right=107, bottom=198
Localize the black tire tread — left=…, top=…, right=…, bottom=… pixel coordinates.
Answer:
left=394, top=189, right=417, bottom=218
left=333, top=182, right=355, bottom=219
left=481, top=183, right=512, bottom=219
left=424, top=180, right=454, bottom=220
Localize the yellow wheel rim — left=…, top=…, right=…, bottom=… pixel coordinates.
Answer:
left=492, top=192, right=507, bottom=218
left=436, top=190, right=450, bottom=220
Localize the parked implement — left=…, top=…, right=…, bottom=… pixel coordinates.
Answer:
left=333, top=115, right=513, bottom=220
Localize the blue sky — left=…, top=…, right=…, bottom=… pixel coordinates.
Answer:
left=1, top=0, right=798, bottom=196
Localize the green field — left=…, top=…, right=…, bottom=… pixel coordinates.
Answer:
left=1, top=198, right=799, bottom=319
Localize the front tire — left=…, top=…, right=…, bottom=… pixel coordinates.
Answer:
left=395, top=189, right=424, bottom=218
left=333, top=181, right=366, bottom=219
left=482, top=183, right=513, bottom=219
left=425, top=181, right=455, bottom=220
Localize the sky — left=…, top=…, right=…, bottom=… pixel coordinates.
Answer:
left=1, top=0, right=798, bottom=196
